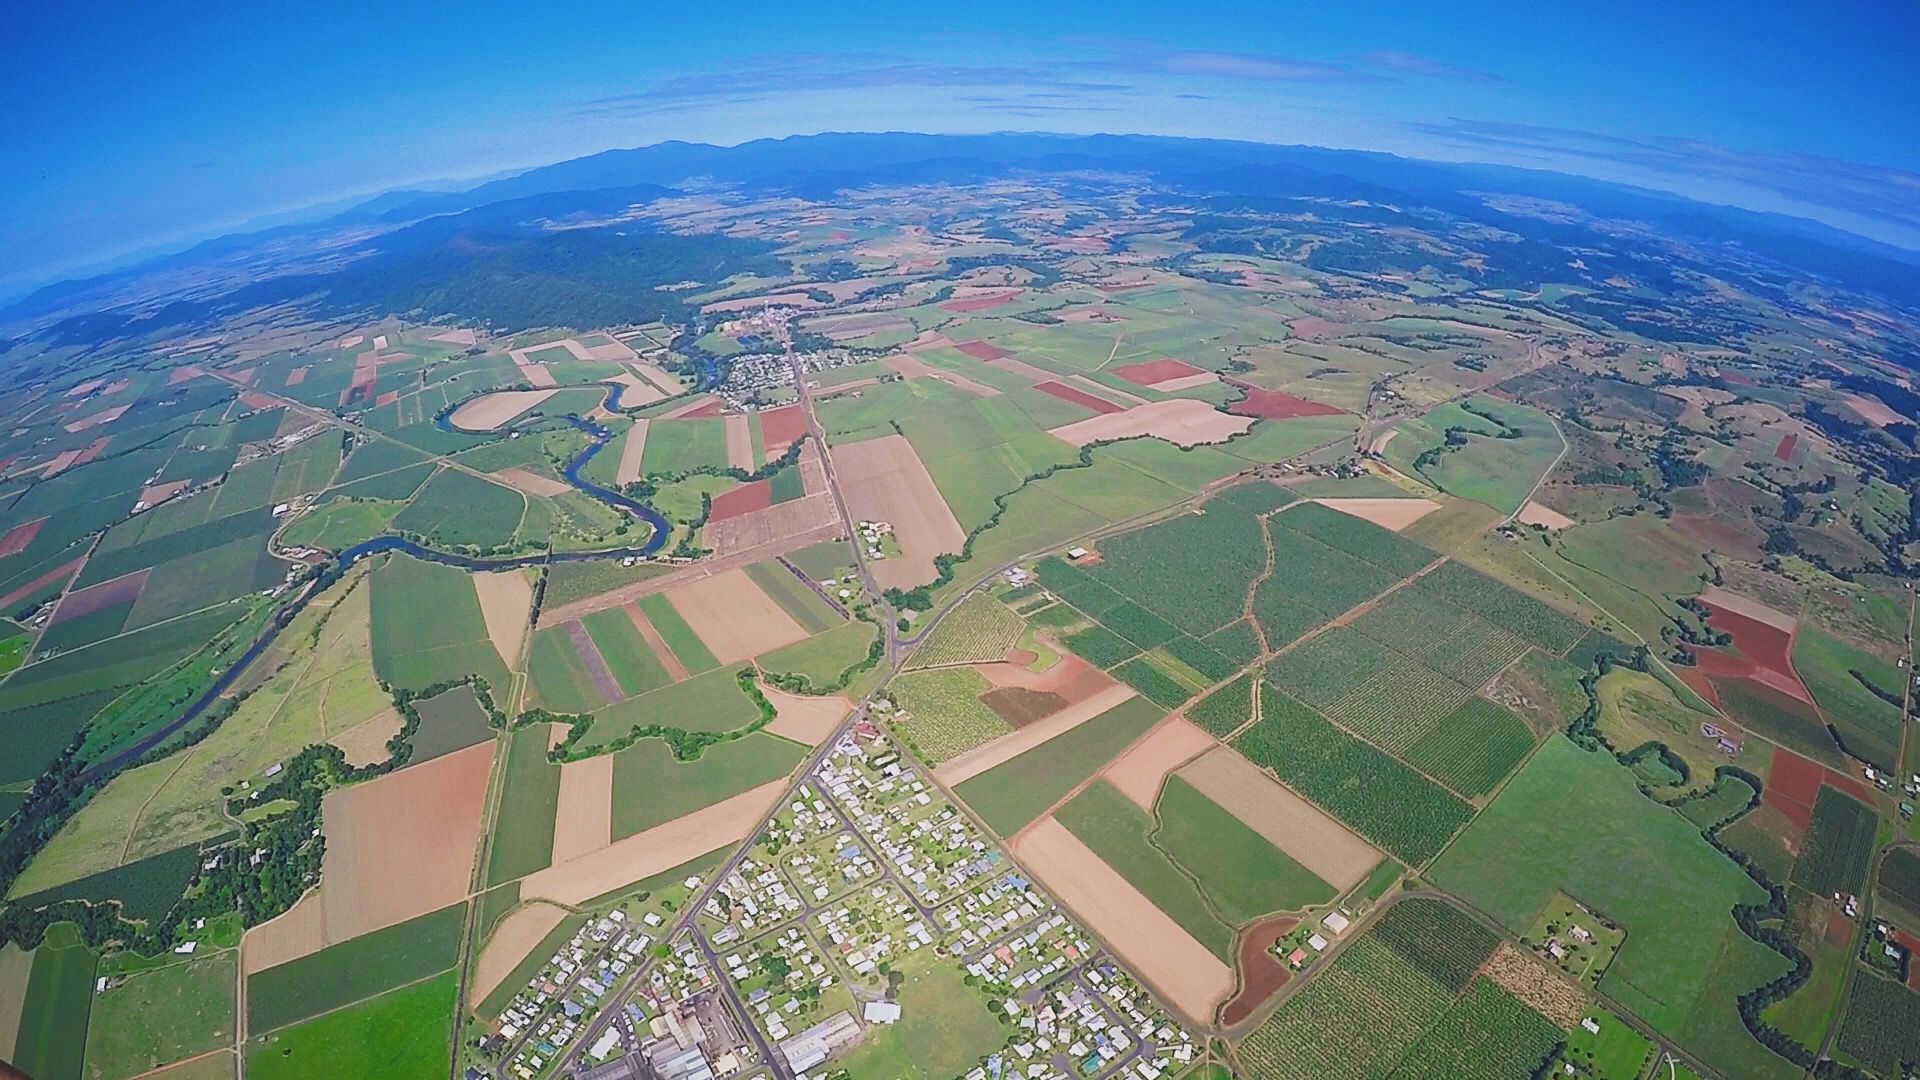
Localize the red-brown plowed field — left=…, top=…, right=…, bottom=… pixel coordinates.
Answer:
left=285, top=366, right=308, bottom=386
left=1698, top=601, right=1813, bottom=703
left=72, top=437, right=112, bottom=467
left=757, top=405, right=808, bottom=454
left=1222, top=915, right=1298, bottom=1027
left=679, top=399, right=728, bottom=419
left=939, top=289, right=1021, bottom=313
left=953, top=341, right=1013, bottom=361
left=1111, top=359, right=1205, bottom=386
left=1032, top=381, right=1124, bottom=415
left=375, top=390, right=400, bottom=407
left=1227, top=386, right=1345, bottom=419
left=50, top=569, right=149, bottom=624
left=1762, top=746, right=1876, bottom=829
left=1674, top=667, right=1722, bottom=709
left=0, top=559, right=81, bottom=609
left=1895, top=929, right=1920, bottom=989
left=708, top=481, right=772, bottom=523
left=827, top=229, right=851, bottom=242
left=241, top=391, right=278, bottom=410
left=0, top=517, right=46, bottom=558
left=1774, top=433, right=1799, bottom=461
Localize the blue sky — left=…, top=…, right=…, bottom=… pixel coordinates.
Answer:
left=3, top=0, right=1916, bottom=295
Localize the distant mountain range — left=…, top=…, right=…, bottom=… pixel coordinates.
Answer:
left=6, top=131, right=1917, bottom=332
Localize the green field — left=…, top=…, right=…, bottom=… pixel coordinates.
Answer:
left=1234, top=686, right=1473, bottom=864
left=11, top=923, right=98, bottom=1080
left=246, top=902, right=465, bottom=1034
left=1401, top=697, right=1537, bottom=798
left=641, top=418, right=728, bottom=474
left=1084, top=502, right=1268, bottom=635
left=743, top=560, right=841, bottom=633
left=82, top=950, right=235, bottom=1080
left=1429, top=735, right=1795, bottom=1079
left=955, top=695, right=1163, bottom=835
left=408, top=683, right=495, bottom=763
left=1188, top=673, right=1255, bottom=737
left=757, top=620, right=876, bottom=686
left=906, top=592, right=1024, bottom=668
left=1056, top=780, right=1236, bottom=958
left=1384, top=395, right=1564, bottom=515
left=635, top=593, right=720, bottom=673
left=541, top=560, right=673, bottom=609
left=1835, top=973, right=1920, bottom=1078
left=1788, top=787, right=1878, bottom=897
left=485, top=725, right=562, bottom=885
left=246, top=969, right=456, bottom=1080
left=587, top=663, right=762, bottom=745
left=8, top=843, right=200, bottom=924
left=609, top=732, right=804, bottom=838
left=1154, top=775, right=1336, bottom=919
left=391, top=468, right=525, bottom=550
left=369, top=555, right=510, bottom=691
left=526, top=623, right=606, bottom=713
left=580, top=606, right=672, bottom=697
left=832, top=957, right=1008, bottom=1078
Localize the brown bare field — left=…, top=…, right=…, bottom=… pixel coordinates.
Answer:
left=624, top=604, right=689, bottom=681
left=756, top=405, right=808, bottom=458
left=724, top=414, right=755, bottom=471
left=1514, top=500, right=1576, bottom=531
left=829, top=435, right=966, bottom=590
left=1098, top=717, right=1217, bottom=812
left=520, top=780, right=786, bottom=905
left=1013, top=817, right=1232, bottom=1024
left=51, top=568, right=149, bottom=624
left=1223, top=914, right=1298, bottom=1027
left=1047, top=398, right=1253, bottom=448
left=1033, top=380, right=1124, bottom=415
left=951, top=340, right=1013, bottom=362
left=490, top=467, right=570, bottom=498
left=473, top=569, right=533, bottom=667
left=762, top=686, right=853, bottom=746
left=469, top=901, right=568, bottom=1007
left=551, top=753, right=613, bottom=865
left=1177, top=747, right=1380, bottom=890
left=0, top=558, right=81, bottom=610
left=1111, top=359, right=1205, bottom=386
left=428, top=328, right=478, bottom=345
left=284, top=366, right=308, bottom=386
left=517, top=363, right=558, bottom=388
left=1842, top=392, right=1902, bottom=427
left=449, top=389, right=559, bottom=431
left=139, top=480, right=194, bottom=507
left=974, top=651, right=1114, bottom=697
left=665, top=569, right=809, bottom=663
left=631, top=362, right=686, bottom=394
left=882, top=354, right=998, bottom=396
left=615, top=420, right=650, bottom=485
left=604, top=371, right=667, bottom=407
left=704, top=495, right=841, bottom=558
left=244, top=742, right=493, bottom=974
left=1316, top=497, right=1442, bottom=532
left=662, top=394, right=720, bottom=419
left=330, top=708, right=404, bottom=767
left=0, top=517, right=45, bottom=558
left=1698, top=585, right=1797, bottom=633
left=934, top=683, right=1137, bottom=786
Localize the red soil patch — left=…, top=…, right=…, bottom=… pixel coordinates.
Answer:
left=982, top=687, right=1070, bottom=727
left=1111, top=359, right=1205, bottom=386
left=72, top=437, right=111, bottom=467
left=678, top=399, right=728, bottom=419
left=285, top=367, right=308, bottom=386
left=375, top=390, right=400, bottom=407
left=1670, top=513, right=1763, bottom=559
left=166, top=365, right=204, bottom=385
left=757, top=405, right=809, bottom=454
left=708, top=480, right=773, bottom=523
left=1895, top=929, right=1920, bottom=990
left=827, top=229, right=851, bottom=242
left=1763, top=746, right=1876, bottom=829
left=1222, top=915, right=1298, bottom=1026
left=1032, top=381, right=1124, bottom=415
left=1227, top=385, right=1345, bottom=419
left=240, top=391, right=278, bottom=410
left=1774, top=433, right=1799, bottom=462
left=939, top=289, right=1021, bottom=313
left=0, top=517, right=46, bottom=558
left=1826, top=908, right=1855, bottom=948
left=953, top=341, right=1013, bottom=362
left=0, top=559, right=81, bottom=609
left=1697, top=601, right=1813, bottom=704
left=1674, top=667, right=1722, bottom=710
left=229, top=367, right=256, bottom=385
left=50, top=568, right=149, bottom=624
left=1287, top=317, right=1345, bottom=339
left=1004, top=648, right=1038, bottom=666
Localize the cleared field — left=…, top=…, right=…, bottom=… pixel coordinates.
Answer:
left=469, top=901, right=568, bottom=1008
left=934, top=680, right=1136, bottom=787
left=471, top=568, right=533, bottom=666
left=370, top=555, right=510, bottom=691
left=760, top=685, right=851, bottom=746
left=1178, top=746, right=1381, bottom=891
left=1099, top=716, right=1216, bottom=811
left=520, top=780, right=785, bottom=905
left=243, top=743, right=492, bottom=974
left=1047, top=397, right=1253, bottom=448
left=1013, top=816, right=1232, bottom=1024
left=1429, top=735, right=1795, bottom=1079
left=634, top=593, right=720, bottom=674
left=830, top=434, right=966, bottom=590
left=665, top=569, right=809, bottom=664
left=1057, top=780, right=1236, bottom=959
left=448, top=389, right=557, bottom=431
left=551, top=753, right=613, bottom=865
left=954, top=695, right=1163, bottom=835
